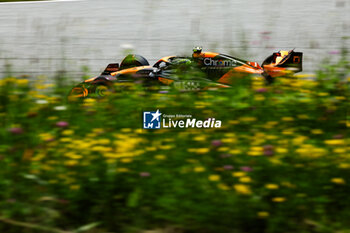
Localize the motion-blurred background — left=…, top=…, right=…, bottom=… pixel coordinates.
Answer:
left=0, top=0, right=349, bottom=78
left=0, top=1, right=349, bottom=233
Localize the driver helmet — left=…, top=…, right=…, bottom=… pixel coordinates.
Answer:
left=193, top=46, right=202, bottom=54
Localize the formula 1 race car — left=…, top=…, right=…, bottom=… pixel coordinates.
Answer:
left=68, top=47, right=302, bottom=98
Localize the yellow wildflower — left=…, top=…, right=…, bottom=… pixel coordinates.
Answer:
left=105, top=159, right=116, bottom=164
left=297, top=114, right=309, bottom=119
left=257, top=211, right=269, bottom=218
left=22, top=149, right=34, bottom=160
left=16, top=79, right=29, bottom=86
left=65, top=160, right=78, bottom=166
left=70, top=154, right=82, bottom=160
left=217, top=183, right=230, bottom=190
left=194, top=148, right=210, bottom=154
left=70, top=185, right=80, bottom=190
left=311, top=129, right=323, bottom=135
left=281, top=181, right=295, bottom=188
left=155, top=155, right=166, bottom=160
left=254, top=95, right=265, bottom=101
left=146, top=147, right=157, bottom=151
left=232, top=172, right=246, bottom=177
left=116, top=168, right=130, bottom=173
left=194, top=167, right=206, bottom=172
left=120, top=158, right=133, bottom=163
left=60, top=137, right=72, bottom=143
left=339, top=163, right=350, bottom=169
left=276, top=147, right=288, bottom=154
left=267, top=121, right=278, bottom=126
left=335, top=96, right=346, bottom=100
left=208, top=175, right=221, bottom=181
left=91, top=146, right=112, bottom=152
left=97, top=138, right=111, bottom=145
left=239, top=117, right=257, bottom=122
left=282, top=117, right=294, bottom=122
left=193, top=136, right=206, bottom=141
left=186, top=159, right=198, bottom=163
left=251, top=146, right=263, bottom=151
left=218, top=147, right=229, bottom=152
left=344, top=120, right=349, bottom=127
left=318, top=92, right=329, bottom=96
left=134, top=128, right=143, bottom=134
left=264, top=124, right=273, bottom=129
left=222, top=138, right=237, bottom=143
left=333, top=148, right=346, bottom=153
left=233, top=184, right=252, bottom=195
left=86, top=133, right=97, bottom=138
left=120, top=128, right=132, bottom=133
left=83, top=98, right=96, bottom=104
left=92, top=128, right=104, bottom=134
left=239, top=176, right=252, bottom=183
left=159, top=145, right=174, bottom=150
left=300, top=98, right=312, bottom=103
left=265, top=184, right=279, bottom=190
left=331, top=178, right=346, bottom=185
left=282, top=129, right=294, bottom=135
left=62, top=130, right=74, bottom=136
left=272, top=197, right=286, bottom=202
left=39, top=133, right=54, bottom=141
left=266, top=135, right=278, bottom=140
left=247, top=150, right=263, bottom=156
left=292, top=136, right=308, bottom=145
left=269, top=158, right=282, bottom=165
left=324, top=139, right=345, bottom=145
left=229, top=149, right=242, bottom=154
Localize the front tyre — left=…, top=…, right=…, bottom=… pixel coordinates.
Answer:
left=67, top=84, right=89, bottom=101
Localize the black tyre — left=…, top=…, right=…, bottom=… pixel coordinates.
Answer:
left=119, top=54, right=149, bottom=70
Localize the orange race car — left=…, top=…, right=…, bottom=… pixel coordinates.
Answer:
left=69, top=47, right=303, bottom=98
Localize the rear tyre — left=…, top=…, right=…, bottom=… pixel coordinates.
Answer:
left=92, top=83, right=114, bottom=98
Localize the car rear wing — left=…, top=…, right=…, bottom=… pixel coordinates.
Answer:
left=101, top=63, right=119, bottom=75
left=262, top=50, right=303, bottom=73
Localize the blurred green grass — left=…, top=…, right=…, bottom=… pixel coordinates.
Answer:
left=0, top=59, right=349, bottom=233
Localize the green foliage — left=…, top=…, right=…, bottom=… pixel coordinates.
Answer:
left=0, top=61, right=349, bottom=233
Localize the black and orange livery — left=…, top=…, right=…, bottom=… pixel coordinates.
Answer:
left=69, top=47, right=302, bottom=98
